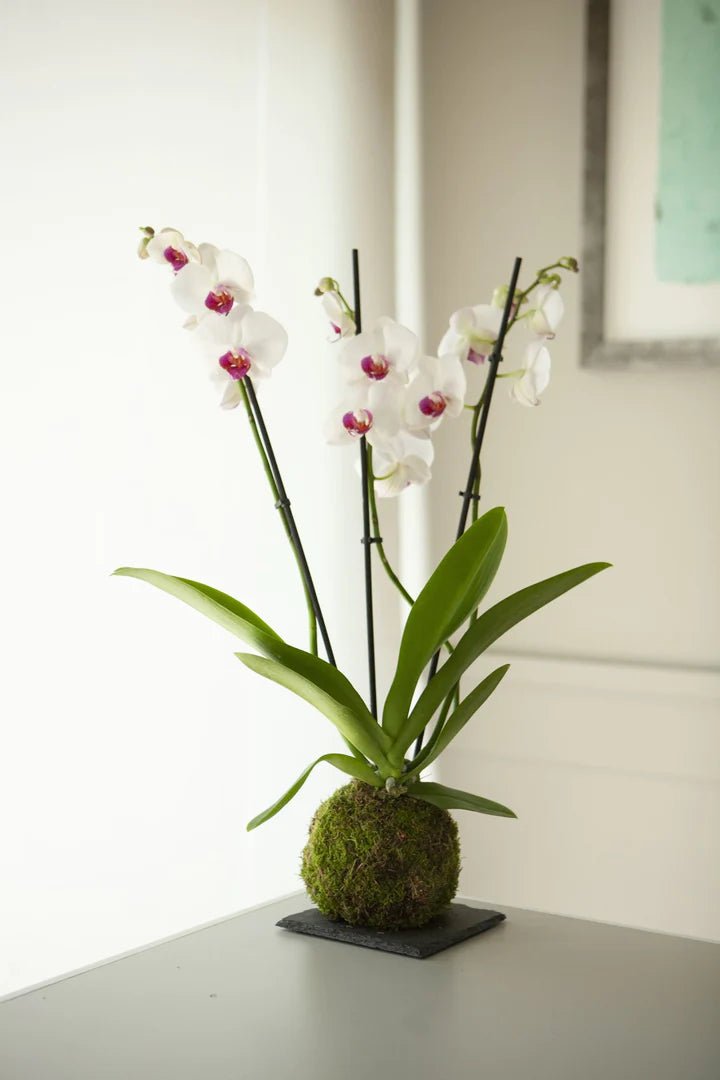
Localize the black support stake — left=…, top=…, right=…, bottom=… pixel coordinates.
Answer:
left=352, top=248, right=378, bottom=718
left=244, top=377, right=337, bottom=668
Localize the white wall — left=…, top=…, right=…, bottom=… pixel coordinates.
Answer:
left=0, top=0, right=397, bottom=997
left=422, top=0, right=720, bottom=939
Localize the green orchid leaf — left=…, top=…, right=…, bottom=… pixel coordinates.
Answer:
left=382, top=508, right=508, bottom=739
left=404, top=561, right=610, bottom=748
left=268, top=640, right=378, bottom=741
left=247, top=753, right=379, bottom=831
left=405, top=664, right=510, bottom=778
left=408, top=781, right=516, bottom=818
left=114, top=567, right=374, bottom=761
left=236, top=653, right=392, bottom=768
left=113, top=568, right=282, bottom=654
left=406, top=692, right=455, bottom=776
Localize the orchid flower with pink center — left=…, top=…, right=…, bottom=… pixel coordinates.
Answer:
left=438, top=304, right=502, bottom=366
left=197, top=306, right=288, bottom=410
left=526, top=284, right=564, bottom=338
left=143, top=227, right=200, bottom=272
left=325, top=401, right=376, bottom=445
left=371, top=433, right=434, bottom=498
left=403, top=355, right=466, bottom=437
left=325, top=381, right=405, bottom=447
left=321, top=290, right=356, bottom=341
left=171, top=242, right=255, bottom=328
left=339, top=317, right=419, bottom=389
left=509, top=340, right=551, bottom=407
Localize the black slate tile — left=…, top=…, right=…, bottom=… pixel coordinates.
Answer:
left=276, top=903, right=505, bottom=958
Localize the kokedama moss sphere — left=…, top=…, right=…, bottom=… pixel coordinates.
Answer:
left=301, top=781, right=460, bottom=930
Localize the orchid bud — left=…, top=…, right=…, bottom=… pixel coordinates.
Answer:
left=538, top=272, right=562, bottom=288
left=559, top=256, right=579, bottom=273
left=492, top=284, right=521, bottom=313
left=491, top=285, right=509, bottom=309
left=314, top=276, right=336, bottom=297
left=137, top=225, right=155, bottom=260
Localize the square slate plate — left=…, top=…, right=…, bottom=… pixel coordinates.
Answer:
left=276, top=903, right=505, bottom=958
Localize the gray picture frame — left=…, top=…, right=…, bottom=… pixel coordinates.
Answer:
left=581, top=0, right=720, bottom=368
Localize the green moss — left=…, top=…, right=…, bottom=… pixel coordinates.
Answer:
left=301, top=781, right=460, bottom=930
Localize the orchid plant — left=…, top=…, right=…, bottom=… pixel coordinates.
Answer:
left=121, top=228, right=607, bottom=830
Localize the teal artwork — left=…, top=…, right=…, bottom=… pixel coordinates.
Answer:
left=656, top=0, right=720, bottom=283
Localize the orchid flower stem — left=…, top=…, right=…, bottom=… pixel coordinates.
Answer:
left=360, top=436, right=378, bottom=717
left=367, top=458, right=460, bottom=681
left=368, top=477, right=457, bottom=655
left=244, top=378, right=337, bottom=666
left=469, top=396, right=483, bottom=626
left=413, top=255, right=523, bottom=759
left=367, top=459, right=415, bottom=607
left=471, top=385, right=486, bottom=443
left=239, top=381, right=318, bottom=655
left=353, top=248, right=378, bottom=719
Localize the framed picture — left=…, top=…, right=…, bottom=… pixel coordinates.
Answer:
left=582, top=0, right=720, bottom=367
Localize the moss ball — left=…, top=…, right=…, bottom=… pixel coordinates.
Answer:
left=301, top=781, right=460, bottom=930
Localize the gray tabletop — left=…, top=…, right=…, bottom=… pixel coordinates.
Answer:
left=1, top=894, right=718, bottom=1080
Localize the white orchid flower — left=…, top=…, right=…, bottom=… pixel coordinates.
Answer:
left=438, top=304, right=502, bottom=366
left=526, top=285, right=564, bottom=338
left=321, top=291, right=356, bottom=341
left=509, top=340, right=551, bottom=407
left=404, top=355, right=466, bottom=436
left=325, top=381, right=405, bottom=446
left=339, top=317, right=419, bottom=388
left=371, top=433, right=434, bottom=498
left=198, top=306, right=288, bottom=409
left=325, top=404, right=374, bottom=443
left=144, top=227, right=200, bottom=272
left=171, top=243, right=254, bottom=327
